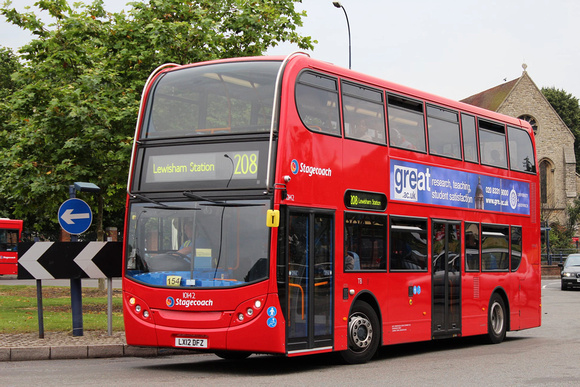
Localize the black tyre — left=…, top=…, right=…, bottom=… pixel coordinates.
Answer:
left=214, top=351, right=251, bottom=360
left=486, top=293, right=507, bottom=344
left=339, top=301, right=380, bottom=364
left=561, top=281, right=567, bottom=291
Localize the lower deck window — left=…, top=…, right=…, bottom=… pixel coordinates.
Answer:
left=481, top=225, right=509, bottom=271
left=344, top=213, right=386, bottom=271
left=390, top=217, right=428, bottom=271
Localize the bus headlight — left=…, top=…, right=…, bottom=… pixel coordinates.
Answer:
left=232, top=296, right=266, bottom=325
left=125, top=293, right=152, bottom=321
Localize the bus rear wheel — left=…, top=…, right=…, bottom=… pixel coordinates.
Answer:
left=486, top=293, right=507, bottom=344
left=340, top=301, right=380, bottom=364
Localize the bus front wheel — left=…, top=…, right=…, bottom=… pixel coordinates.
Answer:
left=340, top=301, right=380, bottom=364
left=486, top=293, right=507, bottom=344
left=214, top=351, right=251, bottom=360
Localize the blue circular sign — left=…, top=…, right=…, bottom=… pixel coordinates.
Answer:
left=58, top=198, right=93, bottom=235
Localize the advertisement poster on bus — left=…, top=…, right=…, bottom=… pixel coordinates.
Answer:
left=390, top=159, right=530, bottom=215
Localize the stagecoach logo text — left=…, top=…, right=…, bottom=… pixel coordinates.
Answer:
left=166, top=293, right=214, bottom=308
left=291, top=159, right=332, bottom=177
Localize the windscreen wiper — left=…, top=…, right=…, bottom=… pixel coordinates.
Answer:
left=132, top=193, right=199, bottom=210
left=183, top=191, right=264, bottom=207
left=183, top=191, right=223, bottom=204
left=130, top=193, right=168, bottom=207
left=202, top=203, right=265, bottom=207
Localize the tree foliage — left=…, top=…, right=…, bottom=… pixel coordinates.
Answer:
left=541, top=86, right=580, bottom=173
left=0, top=46, right=22, bottom=217
left=0, top=0, right=314, bottom=238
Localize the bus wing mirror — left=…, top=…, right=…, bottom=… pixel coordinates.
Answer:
left=267, top=210, right=280, bottom=228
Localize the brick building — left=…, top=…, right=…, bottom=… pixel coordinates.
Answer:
left=461, top=65, right=577, bottom=227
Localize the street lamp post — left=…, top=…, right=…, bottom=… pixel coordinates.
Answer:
left=333, top=1, right=351, bottom=70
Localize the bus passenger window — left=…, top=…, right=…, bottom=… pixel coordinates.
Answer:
left=389, top=217, right=428, bottom=271
left=479, top=120, right=507, bottom=168
left=296, top=72, right=341, bottom=135
left=387, top=95, right=426, bottom=152
left=465, top=223, right=480, bottom=271
left=342, top=82, right=386, bottom=144
left=0, top=229, right=19, bottom=252
left=508, top=126, right=536, bottom=173
left=427, top=105, right=461, bottom=159
left=511, top=226, right=522, bottom=272
left=462, top=114, right=478, bottom=163
left=143, top=61, right=280, bottom=138
left=344, top=213, right=386, bottom=271
left=481, top=225, right=509, bottom=271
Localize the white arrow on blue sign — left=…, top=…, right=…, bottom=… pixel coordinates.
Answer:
left=58, top=198, right=93, bottom=235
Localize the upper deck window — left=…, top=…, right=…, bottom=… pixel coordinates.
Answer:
left=479, top=119, right=507, bottom=168
left=508, top=126, right=536, bottom=173
left=295, top=71, right=341, bottom=135
left=387, top=95, right=426, bottom=152
left=462, top=114, right=478, bottom=163
left=142, top=61, right=280, bottom=139
left=427, top=105, right=461, bottom=159
left=341, top=81, right=386, bottom=144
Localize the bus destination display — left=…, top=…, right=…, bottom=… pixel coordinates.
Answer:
left=145, top=150, right=259, bottom=184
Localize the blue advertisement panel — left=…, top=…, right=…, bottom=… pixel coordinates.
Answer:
left=390, top=159, right=530, bottom=215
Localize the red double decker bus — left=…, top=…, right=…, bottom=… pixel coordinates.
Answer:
left=0, top=218, right=23, bottom=275
left=123, top=53, right=540, bottom=363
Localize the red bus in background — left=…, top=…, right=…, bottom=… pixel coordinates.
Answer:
left=0, top=218, right=23, bottom=275
left=123, top=53, right=541, bottom=363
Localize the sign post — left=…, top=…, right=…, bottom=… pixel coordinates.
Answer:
left=60, top=182, right=99, bottom=337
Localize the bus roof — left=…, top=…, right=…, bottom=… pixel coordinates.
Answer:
left=149, top=53, right=533, bottom=134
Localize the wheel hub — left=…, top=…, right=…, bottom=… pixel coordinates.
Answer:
left=349, top=314, right=373, bottom=350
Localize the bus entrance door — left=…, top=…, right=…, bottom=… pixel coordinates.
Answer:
left=284, top=209, right=334, bottom=354
left=431, top=220, right=461, bottom=338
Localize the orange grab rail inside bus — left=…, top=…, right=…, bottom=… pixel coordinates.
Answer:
left=288, top=283, right=305, bottom=322
left=287, top=281, right=330, bottom=325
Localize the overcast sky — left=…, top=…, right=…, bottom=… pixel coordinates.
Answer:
left=2, top=0, right=579, bottom=101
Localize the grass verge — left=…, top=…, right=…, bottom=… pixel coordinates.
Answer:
left=0, top=285, right=123, bottom=334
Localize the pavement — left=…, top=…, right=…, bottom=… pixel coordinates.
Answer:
left=0, top=330, right=194, bottom=362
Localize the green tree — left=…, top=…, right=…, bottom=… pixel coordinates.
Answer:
left=0, top=46, right=20, bottom=91
left=541, top=86, right=580, bottom=173
left=0, top=0, right=315, bottom=238
left=0, top=46, right=22, bottom=217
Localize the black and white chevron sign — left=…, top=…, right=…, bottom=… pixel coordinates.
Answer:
left=17, top=242, right=122, bottom=280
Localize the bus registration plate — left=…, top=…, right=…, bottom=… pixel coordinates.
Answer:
left=175, top=337, right=208, bottom=348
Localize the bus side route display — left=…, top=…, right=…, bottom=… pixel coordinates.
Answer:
left=344, top=190, right=387, bottom=212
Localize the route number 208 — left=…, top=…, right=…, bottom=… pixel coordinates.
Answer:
left=234, top=153, right=258, bottom=176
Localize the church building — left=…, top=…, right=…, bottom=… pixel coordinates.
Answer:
left=461, top=65, right=577, bottom=227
